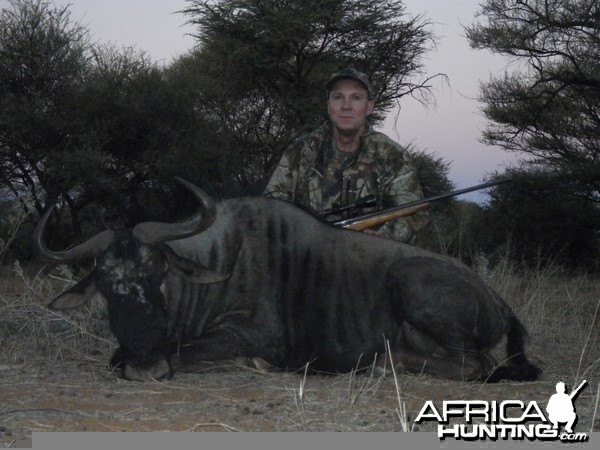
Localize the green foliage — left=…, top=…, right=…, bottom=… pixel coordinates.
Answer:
left=464, top=0, right=600, bottom=271
left=181, top=0, right=440, bottom=192
left=0, top=0, right=226, bottom=243
left=409, top=149, right=480, bottom=258
left=0, top=0, right=90, bottom=214
left=465, top=0, right=600, bottom=202
left=73, top=45, right=225, bottom=227
left=480, top=168, right=600, bottom=271
left=0, top=198, right=34, bottom=263
left=410, top=148, right=454, bottom=198
left=0, top=0, right=452, bottom=262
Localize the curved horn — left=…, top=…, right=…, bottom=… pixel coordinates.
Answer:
left=33, top=204, right=117, bottom=263
left=132, top=177, right=216, bottom=244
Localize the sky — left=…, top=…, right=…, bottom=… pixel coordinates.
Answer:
left=0, top=0, right=523, bottom=202
left=393, top=0, right=520, bottom=201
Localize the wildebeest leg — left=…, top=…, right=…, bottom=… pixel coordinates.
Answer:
left=380, top=323, right=496, bottom=381
left=170, top=329, right=280, bottom=374
left=385, top=257, right=508, bottom=381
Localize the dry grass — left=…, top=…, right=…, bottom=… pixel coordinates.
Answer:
left=0, top=221, right=598, bottom=435
left=484, top=257, right=600, bottom=433
left=486, top=257, right=600, bottom=383
left=0, top=262, right=116, bottom=367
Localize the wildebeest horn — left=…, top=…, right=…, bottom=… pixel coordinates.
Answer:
left=33, top=205, right=117, bottom=263
left=132, top=177, right=216, bottom=244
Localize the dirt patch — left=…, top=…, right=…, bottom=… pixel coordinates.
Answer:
left=1, top=263, right=599, bottom=443
left=1, top=359, right=557, bottom=436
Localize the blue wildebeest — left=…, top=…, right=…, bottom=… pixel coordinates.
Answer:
left=34, top=178, right=541, bottom=382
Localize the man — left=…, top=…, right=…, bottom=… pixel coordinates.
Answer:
left=264, top=68, right=427, bottom=243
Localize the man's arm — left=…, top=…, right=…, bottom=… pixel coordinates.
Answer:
left=264, top=146, right=298, bottom=201
left=377, top=153, right=428, bottom=243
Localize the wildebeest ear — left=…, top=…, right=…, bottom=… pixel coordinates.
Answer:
left=48, top=272, right=99, bottom=310
left=161, top=245, right=230, bottom=284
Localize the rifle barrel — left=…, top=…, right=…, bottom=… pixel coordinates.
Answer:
left=334, top=178, right=510, bottom=228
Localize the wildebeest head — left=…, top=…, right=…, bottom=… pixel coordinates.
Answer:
left=33, top=178, right=229, bottom=381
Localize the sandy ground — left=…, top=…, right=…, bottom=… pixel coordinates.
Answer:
left=0, top=264, right=598, bottom=446
left=1, top=350, right=597, bottom=446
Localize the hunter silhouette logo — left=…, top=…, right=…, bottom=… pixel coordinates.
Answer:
left=546, top=380, right=586, bottom=434
left=415, top=380, right=589, bottom=442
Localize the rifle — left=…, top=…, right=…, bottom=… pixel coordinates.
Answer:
left=317, top=195, right=377, bottom=219
left=569, top=380, right=587, bottom=400
left=334, top=178, right=511, bottom=231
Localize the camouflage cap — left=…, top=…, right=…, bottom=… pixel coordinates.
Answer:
left=326, top=68, right=375, bottom=99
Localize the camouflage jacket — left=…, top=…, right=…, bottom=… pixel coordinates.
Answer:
left=264, top=122, right=428, bottom=243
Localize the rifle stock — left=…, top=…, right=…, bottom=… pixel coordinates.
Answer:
left=342, top=203, right=431, bottom=231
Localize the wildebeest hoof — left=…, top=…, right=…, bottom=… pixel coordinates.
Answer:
left=123, top=359, right=172, bottom=381
left=228, top=356, right=275, bottom=372
left=249, top=357, right=275, bottom=372
left=176, top=357, right=275, bottom=373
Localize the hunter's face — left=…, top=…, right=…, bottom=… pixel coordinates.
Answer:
left=327, top=79, right=375, bottom=136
